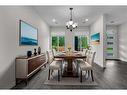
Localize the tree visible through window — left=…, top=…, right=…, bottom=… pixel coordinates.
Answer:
left=59, top=36, right=65, bottom=51
left=81, top=36, right=88, bottom=49
left=52, top=36, right=58, bottom=50
left=75, top=36, right=88, bottom=51
left=52, top=36, right=65, bottom=51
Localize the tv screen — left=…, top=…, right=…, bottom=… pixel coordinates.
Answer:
left=19, top=20, right=38, bottom=45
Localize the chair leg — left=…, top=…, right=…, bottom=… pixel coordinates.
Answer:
left=77, top=63, right=79, bottom=75
left=80, top=70, right=82, bottom=82
left=44, top=64, right=46, bottom=68
left=51, top=70, right=53, bottom=75
left=48, top=69, right=50, bottom=80
left=58, top=70, right=60, bottom=81
left=61, top=61, right=63, bottom=75
left=88, top=70, right=90, bottom=78
left=91, top=70, right=94, bottom=81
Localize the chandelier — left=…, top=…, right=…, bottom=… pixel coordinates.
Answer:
left=66, top=8, right=78, bottom=31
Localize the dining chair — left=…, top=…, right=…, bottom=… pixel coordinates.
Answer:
left=83, top=49, right=88, bottom=55
left=79, top=51, right=96, bottom=82
left=52, top=49, right=64, bottom=75
left=46, top=50, right=62, bottom=81
left=74, top=49, right=88, bottom=74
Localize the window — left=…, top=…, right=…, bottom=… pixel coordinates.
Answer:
left=107, top=36, right=113, bottom=39
left=107, top=47, right=113, bottom=51
left=59, top=36, right=65, bottom=51
left=52, top=36, right=58, bottom=50
left=107, top=42, right=113, bottom=45
left=52, top=36, right=65, bottom=51
left=107, top=53, right=114, bottom=56
left=75, top=36, right=88, bottom=51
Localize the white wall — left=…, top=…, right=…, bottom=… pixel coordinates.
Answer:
left=90, top=15, right=106, bottom=68
left=118, top=22, right=127, bottom=62
left=50, top=26, right=90, bottom=51
left=0, top=6, right=50, bottom=88
left=51, top=27, right=65, bottom=36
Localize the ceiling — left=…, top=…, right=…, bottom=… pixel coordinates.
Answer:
left=33, top=6, right=127, bottom=27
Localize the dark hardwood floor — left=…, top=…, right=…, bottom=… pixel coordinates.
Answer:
left=12, top=60, right=127, bottom=89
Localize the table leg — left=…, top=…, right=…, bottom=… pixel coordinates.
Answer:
left=67, top=59, right=73, bottom=73
left=62, top=59, right=75, bottom=77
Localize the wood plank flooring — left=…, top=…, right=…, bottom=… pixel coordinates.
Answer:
left=12, top=60, right=127, bottom=89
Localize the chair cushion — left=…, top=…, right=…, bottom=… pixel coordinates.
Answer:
left=49, top=61, right=61, bottom=70
left=54, top=58, right=64, bottom=61
left=79, top=61, right=93, bottom=70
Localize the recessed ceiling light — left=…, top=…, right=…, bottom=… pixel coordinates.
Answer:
left=52, top=19, right=56, bottom=23
left=52, top=19, right=58, bottom=24
left=85, top=19, right=89, bottom=22
left=110, top=21, right=114, bottom=23
left=82, top=18, right=88, bottom=23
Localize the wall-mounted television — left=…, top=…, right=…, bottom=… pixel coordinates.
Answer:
left=19, top=20, right=38, bottom=45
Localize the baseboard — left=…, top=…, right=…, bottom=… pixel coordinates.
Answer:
left=94, top=62, right=106, bottom=69
left=106, top=59, right=120, bottom=61
left=0, top=81, right=15, bottom=89
left=118, top=59, right=127, bottom=63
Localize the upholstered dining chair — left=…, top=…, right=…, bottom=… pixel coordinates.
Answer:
left=79, top=51, right=96, bottom=82
left=74, top=49, right=88, bottom=74
left=46, top=50, right=62, bottom=81
left=52, top=49, right=65, bottom=75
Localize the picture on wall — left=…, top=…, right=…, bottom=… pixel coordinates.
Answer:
left=91, top=33, right=100, bottom=45
left=19, top=20, right=38, bottom=45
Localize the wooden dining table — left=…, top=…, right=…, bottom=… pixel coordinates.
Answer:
left=54, top=51, right=86, bottom=77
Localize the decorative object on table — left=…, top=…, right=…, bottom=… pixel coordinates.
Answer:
left=67, top=45, right=71, bottom=52
left=34, top=48, right=37, bottom=55
left=66, top=8, right=78, bottom=32
left=19, top=20, right=38, bottom=46
left=91, top=33, right=100, bottom=45
left=38, top=46, right=41, bottom=54
left=27, top=51, right=32, bottom=57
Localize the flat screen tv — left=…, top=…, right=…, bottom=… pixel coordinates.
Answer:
left=19, top=20, right=38, bottom=45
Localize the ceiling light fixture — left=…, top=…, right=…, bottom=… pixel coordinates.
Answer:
left=110, top=21, right=114, bottom=23
left=52, top=19, right=56, bottom=23
left=52, top=18, right=58, bottom=24
left=66, top=8, right=78, bottom=32
left=85, top=19, right=89, bottom=22
left=82, top=18, right=89, bottom=23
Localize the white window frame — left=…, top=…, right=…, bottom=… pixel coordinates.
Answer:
left=74, top=35, right=89, bottom=51
left=51, top=36, right=65, bottom=52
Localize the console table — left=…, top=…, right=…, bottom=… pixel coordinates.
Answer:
left=15, top=53, right=47, bottom=84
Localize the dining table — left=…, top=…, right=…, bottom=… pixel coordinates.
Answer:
left=54, top=51, right=86, bottom=77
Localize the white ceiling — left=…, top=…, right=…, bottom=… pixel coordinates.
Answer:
left=33, top=6, right=127, bottom=27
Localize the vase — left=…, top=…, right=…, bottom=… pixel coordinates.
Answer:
left=34, top=48, right=37, bottom=55
left=38, top=47, right=41, bottom=54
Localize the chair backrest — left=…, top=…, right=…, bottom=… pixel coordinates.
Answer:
left=86, top=50, right=90, bottom=56
left=83, top=49, right=88, bottom=56
left=87, top=51, right=96, bottom=66
left=52, top=49, right=56, bottom=56
left=46, top=50, right=54, bottom=64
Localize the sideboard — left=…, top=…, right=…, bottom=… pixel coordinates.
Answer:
left=15, top=53, right=47, bottom=84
